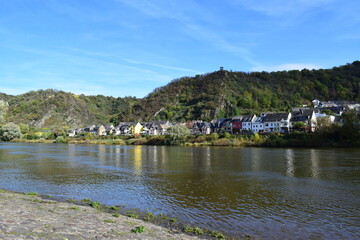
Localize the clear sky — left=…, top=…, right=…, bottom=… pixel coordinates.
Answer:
left=0, top=0, right=359, bottom=97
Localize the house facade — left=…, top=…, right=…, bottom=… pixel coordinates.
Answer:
left=263, top=113, right=292, bottom=133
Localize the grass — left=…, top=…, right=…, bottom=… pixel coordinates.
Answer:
left=26, top=192, right=39, bottom=196
left=131, top=226, right=145, bottom=233
left=90, top=201, right=101, bottom=209
left=127, top=213, right=138, bottom=218
left=104, top=219, right=116, bottom=223
left=69, top=207, right=80, bottom=210
left=81, top=198, right=91, bottom=203
left=169, top=218, right=177, bottom=223
left=109, top=206, right=120, bottom=210
left=112, top=213, right=120, bottom=218
left=184, top=226, right=204, bottom=235
left=210, top=231, right=225, bottom=239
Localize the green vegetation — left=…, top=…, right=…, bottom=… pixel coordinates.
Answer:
left=169, top=218, right=177, bottom=223
left=210, top=231, right=225, bottom=239
left=166, top=124, right=191, bottom=145
left=25, top=192, right=39, bottom=196
left=184, top=226, right=204, bottom=235
left=131, top=226, right=145, bottom=233
left=90, top=201, right=101, bottom=209
left=109, top=206, right=120, bottom=211
left=69, top=207, right=80, bottom=210
left=104, top=219, right=116, bottom=223
left=0, top=61, right=359, bottom=127
left=117, top=61, right=360, bottom=121
left=112, top=213, right=120, bottom=218
left=127, top=213, right=138, bottom=218
left=0, top=122, right=21, bottom=141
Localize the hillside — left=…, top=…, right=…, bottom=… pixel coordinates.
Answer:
left=0, top=89, right=138, bottom=128
left=118, top=61, right=360, bottom=121
left=0, top=61, right=359, bottom=128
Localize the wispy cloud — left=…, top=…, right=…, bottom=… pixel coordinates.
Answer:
left=251, top=63, right=321, bottom=72
left=230, top=0, right=337, bottom=16
left=122, top=58, right=201, bottom=73
left=61, top=47, right=201, bottom=73
left=116, top=0, right=259, bottom=66
left=6, top=45, right=171, bottom=83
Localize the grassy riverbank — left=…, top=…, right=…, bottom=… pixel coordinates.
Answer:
left=9, top=128, right=360, bottom=148
left=0, top=189, right=252, bottom=240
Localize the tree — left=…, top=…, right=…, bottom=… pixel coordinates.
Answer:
left=0, top=122, right=22, bottom=141
left=316, top=117, right=332, bottom=129
left=18, top=123, right=30, bottom=134
left=292, top=121, right=306, bottom=131
left=166, top=124, right=190, bottom=145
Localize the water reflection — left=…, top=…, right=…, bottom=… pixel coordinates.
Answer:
left=286, top=149, right=295, bottom=177
left=310, top=149, right=319, bottom=178
left=0, top=143, right=359, bottom=239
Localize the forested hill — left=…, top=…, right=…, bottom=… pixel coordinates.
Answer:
left=117, top=61, right=360, bottom=121
left=0, top=89, right=138, bottom=128
left=0, top=61, right=359, bottom=128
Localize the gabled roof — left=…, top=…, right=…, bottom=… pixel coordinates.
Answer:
left=291, top=109, right=314, bottom=122
left=263, top=113, right=290, bottom=122
left=241, top=114, right=256, bottom=122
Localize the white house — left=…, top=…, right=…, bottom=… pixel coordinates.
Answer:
left=263, top=112, right=292, bottom=133
left=251, top=117, right=264, bottom=133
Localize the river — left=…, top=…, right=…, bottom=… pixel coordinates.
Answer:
left=0, top=143, right=359, bottom=239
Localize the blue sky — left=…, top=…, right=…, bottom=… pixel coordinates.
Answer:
left=0, top=0, right=359, bottom=97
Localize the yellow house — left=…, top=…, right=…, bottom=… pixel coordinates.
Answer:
left=133, top=122, right=143, bottom=135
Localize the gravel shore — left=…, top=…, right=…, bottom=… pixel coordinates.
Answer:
left=0, top=190, right=203, bottom=240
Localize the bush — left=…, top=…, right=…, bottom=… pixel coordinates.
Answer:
left=0, top=122, right=22, bottom=141
left=206, top=133, right=219, bottom=141
left=166, top=125, right=190, bottom=145
left=212, top=138, right=231, bottom=146
left=55, top=136, right=66, bottom=143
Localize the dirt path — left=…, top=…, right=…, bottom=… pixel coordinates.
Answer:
left=0, top=190, right=203, bottom=240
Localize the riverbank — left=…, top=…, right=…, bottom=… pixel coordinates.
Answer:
left=0, top=189, right=221, bottom=240
left=10, top=130, right=360, bottom=148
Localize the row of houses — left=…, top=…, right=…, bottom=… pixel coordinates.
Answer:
left=68, top=120, right=173, bottom=137
left=192, top=108, right=318, bottom=135
left=68, top=108, right=331, bottom=137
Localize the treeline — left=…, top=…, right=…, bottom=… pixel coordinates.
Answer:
left=119, top=61, right=360, bottom=122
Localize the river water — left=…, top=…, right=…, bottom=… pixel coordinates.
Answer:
left=0, top=143, right=359, bottom=239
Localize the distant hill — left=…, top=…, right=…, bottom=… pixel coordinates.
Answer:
left=0, top=89, right=138, bottom=128
left=1, top=61, right=359, bottom=128
left=118, top=61, right=360, bottom=121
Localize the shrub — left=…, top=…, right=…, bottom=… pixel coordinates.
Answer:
left=0, top=122, right=22, bottom=141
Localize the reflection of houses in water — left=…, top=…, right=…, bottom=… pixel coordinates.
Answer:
left=286, top=149, right=295, bottom=177
left=249, top=148, right=262, bottom=171
left=98, top=145, right=106, bottom=163
left=310, top=149, right=319, bottom=178
left=205, top=147, right=211, bottom=170
left=133, top=146, right=143, bottom=175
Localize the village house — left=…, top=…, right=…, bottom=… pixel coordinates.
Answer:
left=263, top=112, right=292, bottom=133
left=240, top=114, right=256, bottom=132
left=291, top=109, right=317, bottom=132
left=230, top=116, right=243, bottom=133
left=142, top=120, right=172, bottom=135
left=219, top=118, right=232, bottom=133
left=105, top=125, right=115, bottom=135
left=251, top=116, right=264, bottom=133
left=94, top=125, right=106, bottom=136
left=67, top=129, right=76, bottom=137
left=118, top=122, right=135, bottom=135
left=84, top=125, right=96, bottom=133
left=191, top=121, right=211, bottom=135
